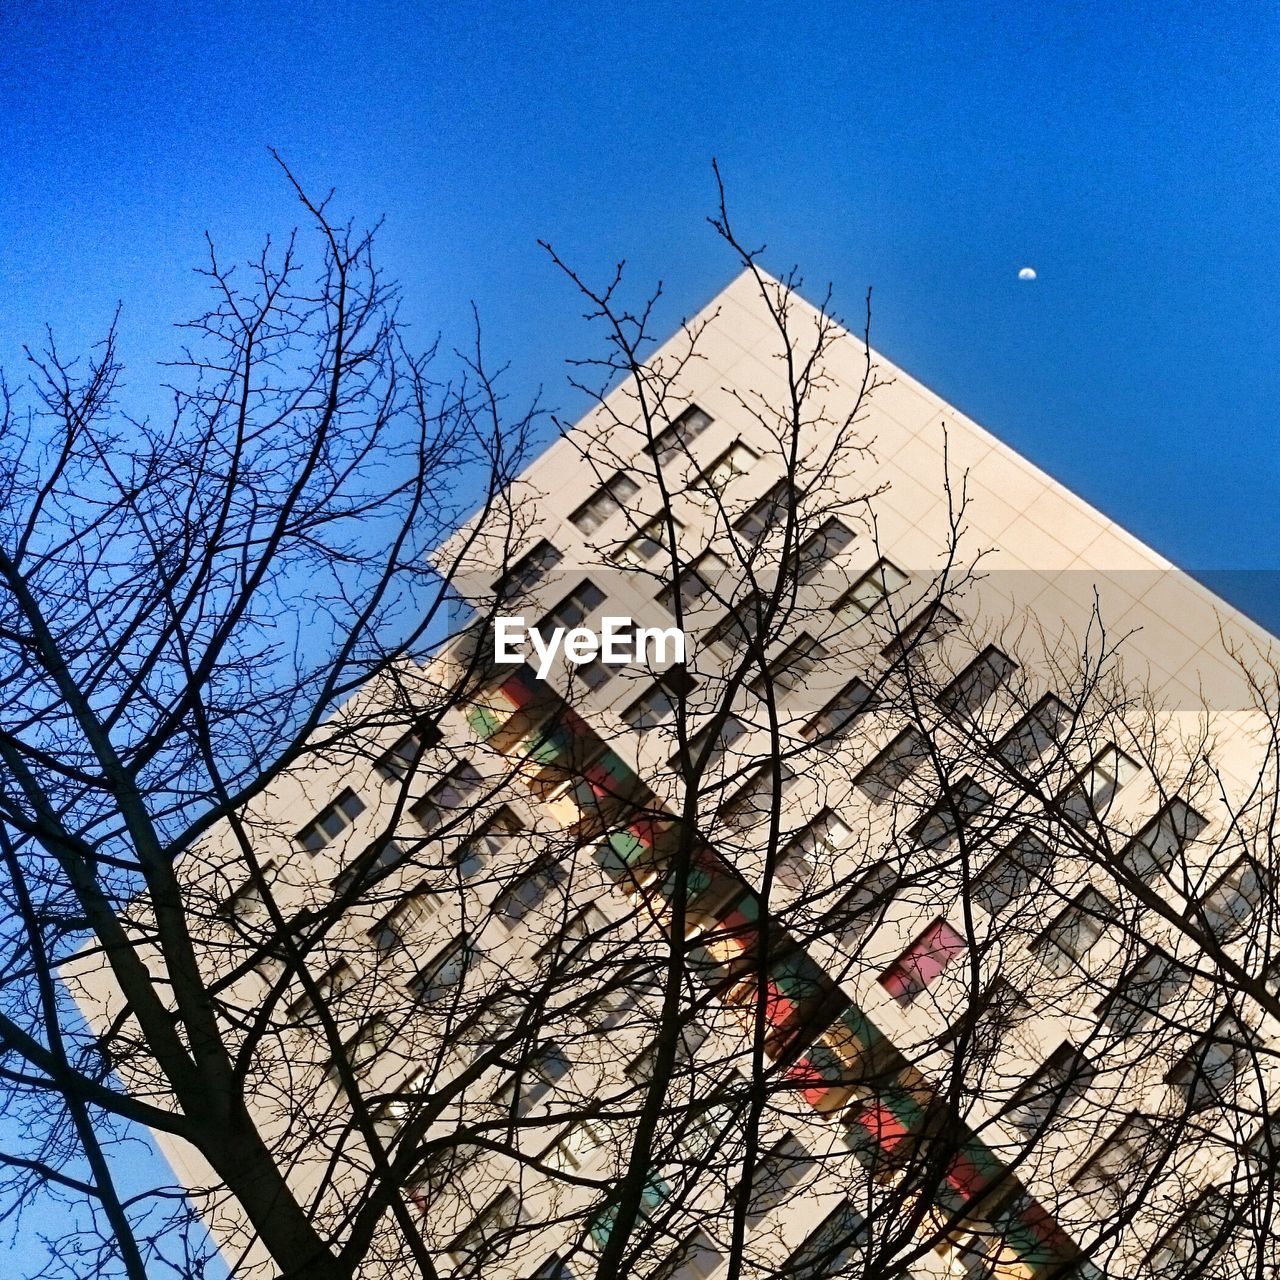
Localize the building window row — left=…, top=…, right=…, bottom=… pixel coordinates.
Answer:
left=647, top=404, right=713, bottom=465
left=569, top=404, right=753, bottom=544
left=410, top=935, right=478, bottom=1006
left=368, top=884, right=439, bottom=956
left=832, top=558, right=909, bottom=622
left=801, top=674, right=875, bottom=742
left=374, top=717, right=445, bottom=782
left=569, top=471, right=641, bottom=535
left=494, top=538, right=564, bottom=599
left=613, top=512, right=684, bottom=570
left=410, top=760, right=485, bottom=833
left=1031, top=885, right=1117, bottom=977
left=493, top=1041, right=570, bottom=1116
left=297, top=787, right=366, bottom=854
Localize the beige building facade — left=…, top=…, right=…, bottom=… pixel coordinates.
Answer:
left=74, top=270, right=1280, bottom=1280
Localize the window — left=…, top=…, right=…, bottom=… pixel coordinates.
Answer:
left=913, top=776, right=992, bottom=851
left=1004, top=1042, right=1097, bottom=1132
left=493, top=858, right=569, bottom=926
left=221, top=870, right=273, bottom=925
left=1147, top=1187, right=1231, bottom=1275
left=1121, top=799, right=1208, bottom=884
left=854, top=727, right=928, bottom=803
left=827, top=860, right=898, bottom=942
left=297, top=788, right=365, bottom=854
left=532, top=1255, right=578, bottom=1280
left=998, top=694, right=1072, bottom=770
left=586, top=963, right=660, bottom=1032
left=801, top=676, right=875, bottom=742
left=539, top=901, right=610, bottom=963
left=627, top=1021, right=708, bottom=1085
left=972, top=833, right=1053, bottom=915
left=652, top=1228, right=725, bottom=1280
left=573, top=654, right=615, bottom=691
left=374, top=719, right=444, bottom=782
left=622, top=666, right=699, bottom=731
left=330, top=1014, right=393, bottom=1083
left=682, top=1097, right=736, bottom=1160
left=1201, top=856, right=1267, bottom=940
left=881, top=602, right=959, bottom=659
left=971, top=977, right=1033, bottom=1050
left=409, top=1142, right=485, bottom=1217
left=541, top=578, right=607, bottom=632
left=684, top=713, right=748, bottom=770
left=587, top=1173, right=671, bottom=1249
left=692, top=441, right=757, bottom=494
left=719, top=762, right=799, bottom=832
left=1073, top=1113, right=1165, bottom=1201
left=1032, top=886, right=1116, bottom=976
left=750, top=631, right=830, bottom=696
left=493, top=538, right=562, bottom=599
left=334, top=836, right=408, bottom=896
left=550, top=1115, right=613, bottom=1171
left=950, top=1237, right=1002, bottom=1280
left=795, top=517, right=856, bottom=584
left=661, top=662, right=698, bottom=697
left=368, top=886, right=438, bottom=954
left=371, top=1067, right=427, bottom=1144
left=613, top=513, right=682, bottom=569
left=734, top=478, right=794, bottom=542
left=494, top=1041, right=570, bottom=1116
left=569, top=471, right=641, bottom=534
left=939, top=646, right=1016, bottom=721
left=784, top=1198, right=866, bottom=1280
left=648, top=404, right=712, bottom=464
left=746, top=1133, right=813, bottom=1221
left=1061, top=745, right=1139, bottom=823
left=703, top=590, right=767, bottom=654
left=1167, top=1012, right=1256, bottom=1110
left=410, top=936, right=476, bottom=1005
left=288, top=957, right=356, bottom=1023
left=658, top=549, right=729, bottom=613
left=454, top=807, right=523, bottom=879
left=410, top=761, right=484, bottom=833
left=781, top=809, right=853, bottom=884
left=448, top=1189, right=524, bottom=1266
left=879, top=918, right=967, bottom=1004
left=1246, top=1114, right=1280, bottom=1178
left=441, top=991, right=525, bottom=1076
left=833, top=558, right=909, bottom=621
left=1099, top=947, right=1193, bottom=1036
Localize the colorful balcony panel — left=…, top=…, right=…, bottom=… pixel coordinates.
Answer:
left=785, top=1003, right=897, bottom=1111
left=462, top=667, right=1084, bottom=1273
left=464, top=700, right=504, bottom=741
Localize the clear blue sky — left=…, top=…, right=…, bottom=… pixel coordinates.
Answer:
left=1, top=0, right=1277, bottom=1267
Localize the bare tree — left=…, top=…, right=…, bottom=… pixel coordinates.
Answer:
left=0, top=163, right=544, bottom=1279
left=1, top=164, right=1277, bottom=1280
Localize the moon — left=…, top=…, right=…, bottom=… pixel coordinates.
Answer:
left=1018, top=267, right=1037, bottom=281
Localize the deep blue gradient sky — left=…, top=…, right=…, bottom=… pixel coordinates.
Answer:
left=1, top=0, right=1277, bottom=1267
left=4, top=3, right=1279, bottom=598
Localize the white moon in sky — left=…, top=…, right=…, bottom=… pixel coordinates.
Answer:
left=1018, top=267, right=1037, bottom=281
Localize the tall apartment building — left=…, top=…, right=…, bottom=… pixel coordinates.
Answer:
left=73, top=269, right=1280, bottom=1280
